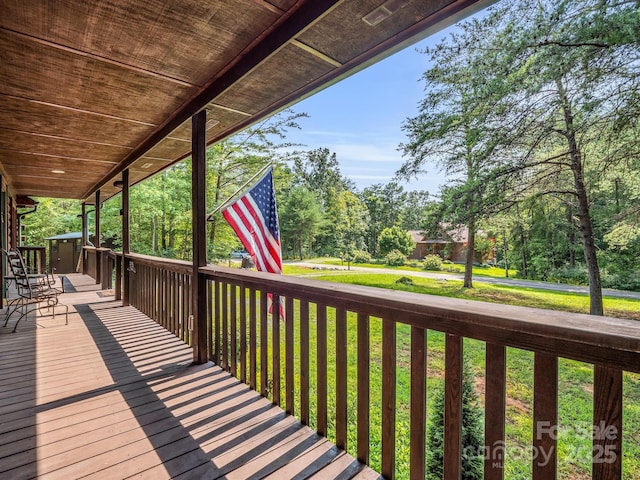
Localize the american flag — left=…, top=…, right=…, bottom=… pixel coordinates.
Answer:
left=222, top=167, right=282, bottom=274
left=222, top=168, right=282, bottom=273
left=221, top=167, right=284, bottom=316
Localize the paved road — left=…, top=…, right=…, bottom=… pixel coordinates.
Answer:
left=287, top=262, right=640, bottom=300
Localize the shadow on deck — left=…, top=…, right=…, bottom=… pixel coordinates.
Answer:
left=0, top=274, right=379, bottom=479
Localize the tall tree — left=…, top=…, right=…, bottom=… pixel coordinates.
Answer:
left=402, top=0, right=640, bottom=311
left=398, top=14, right=508, bottom=288
left=475, top=0, right=640, bottom=314
left=279, top=186, right=324, bottom=259
left=293, top=147, right=356, bottom=255
left=360, top=181, right=408, bottom=255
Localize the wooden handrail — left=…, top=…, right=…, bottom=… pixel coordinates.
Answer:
left=126, top=252, right=192, bottom=275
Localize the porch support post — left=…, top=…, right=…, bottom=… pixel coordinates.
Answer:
left=122, top=169, right=130, bottom=306
left=81, top=202, right=87, bottom=275
left=81, top=203, right=87, bottom=246
left=94, top=190, right=101, bottom=284
left=192, top=109, right=208, bottom=364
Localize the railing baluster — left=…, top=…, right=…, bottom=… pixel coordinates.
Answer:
left=175, top=272, right=180, bottom=338
left=249, top=288, right=257, bottom=390
left=410, top=325, right=426, bottom=480
left=382, top=317, right=396, bottom=479
left=161, top=269, right=167, bottom=329
left=167, top=270, right=173, bottom=333
left=115, top=255, right=121, bottom=301
left=222, top=282, right=228, bottom=370
left=317, top=303, right=328, bottom=436
left=485, top=343, right=506, bottom=480
left=272, top=294, right=281, bottom=406
left=285, top=296, right=294, bottom=415
left=357, top=312, right=370, bottom=464
left=336, top=307, right=347, bottom=450
left=214, top=280, right=220, bottom=364
left=444, top=333, right=462, bottom=480
left=533, top=353, right=557, bottom=480
left=179, top=273, right=185, bottom=341
left=300, top=300, right=310, bottom=425
left=230, top=284, right=237, bottom=377
left=260, top=290, right=268, bottom=398
left=240, top=286, right=247, bottom=384
left=164, top=269, right=169, bottom=330
left=187, top=273, right=193, bottom=345
left=593, top=365, right=622, bottom=480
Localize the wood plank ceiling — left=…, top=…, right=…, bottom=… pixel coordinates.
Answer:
left=0, top=0, right=490, bottom=204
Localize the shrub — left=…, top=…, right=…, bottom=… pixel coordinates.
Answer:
left=385, top=249, right=407, bottom=266
left=378, top=226, right=416, bottom=257
left=547, top=265, right=589, bottom=285
left=395, top=276, right=414, bottom=285
left=352, top=249, right=372, bottom=264
left=423, top=254, right=443, bottom=271
left=426, top=364, right=483, bottom=480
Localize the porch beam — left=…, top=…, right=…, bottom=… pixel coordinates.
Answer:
left=122, top=169, right=130, bottom=306
left=192, top=110, right=208, bottom=364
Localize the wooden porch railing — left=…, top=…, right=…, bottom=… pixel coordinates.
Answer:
left=200, top=265, right=639, bottom=480
left=17, top=245, right=46, bottom=274
left=87, top=252, right=639, bottom=479
left=126, top=253, right=193, bottom=345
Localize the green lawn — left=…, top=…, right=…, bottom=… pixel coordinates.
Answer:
left=302, top=257, right=518, bottom=278
left=262, top=265, right=640, bottom=478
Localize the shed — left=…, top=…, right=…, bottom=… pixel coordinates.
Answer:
left=45, top=232, right=84, bottom=274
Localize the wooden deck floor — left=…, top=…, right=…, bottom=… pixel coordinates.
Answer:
left=0, top=274, right=380, bottom=479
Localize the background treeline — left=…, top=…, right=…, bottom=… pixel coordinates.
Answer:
left=24, top=0, right=640, bottom=297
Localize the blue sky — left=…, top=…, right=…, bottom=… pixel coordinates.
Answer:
left=285, top=26, right=461, bottom=194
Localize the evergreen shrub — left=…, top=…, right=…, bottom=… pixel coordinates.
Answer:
left=426, top=364, right=484, bottom=480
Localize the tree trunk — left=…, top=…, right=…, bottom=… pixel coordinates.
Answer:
left=557, top=79, right=603, bottom=315
left=520, top=228, right=529, bottom=278
left=464, top=218, right=475, bottom=288
left=566, top=203, right=576, bottom=268
left=168, top=216, right=175, bottom=251
left=152, top=216, right=157, bottom=254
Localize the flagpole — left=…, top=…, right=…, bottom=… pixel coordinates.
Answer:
left=206, top=163, right=273, bottom=221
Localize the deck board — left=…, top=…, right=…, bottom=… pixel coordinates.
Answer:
left=0, top=274, right=380, bottom=479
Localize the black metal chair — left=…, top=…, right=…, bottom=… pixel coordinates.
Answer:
left=3, top=249, right=68, bottom=332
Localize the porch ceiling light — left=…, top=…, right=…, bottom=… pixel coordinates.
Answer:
left=51, top=169, right=65, bottom=174
left=362, top=0, right=408, bottom=26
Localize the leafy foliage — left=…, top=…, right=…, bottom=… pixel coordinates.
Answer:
left=352, top=249, right=372, bottom=264
left=378, top=226, right=415, bottom=257
left=384, top=249, right=407, bottom=266
left=423, top=254, right=443, bottom=271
